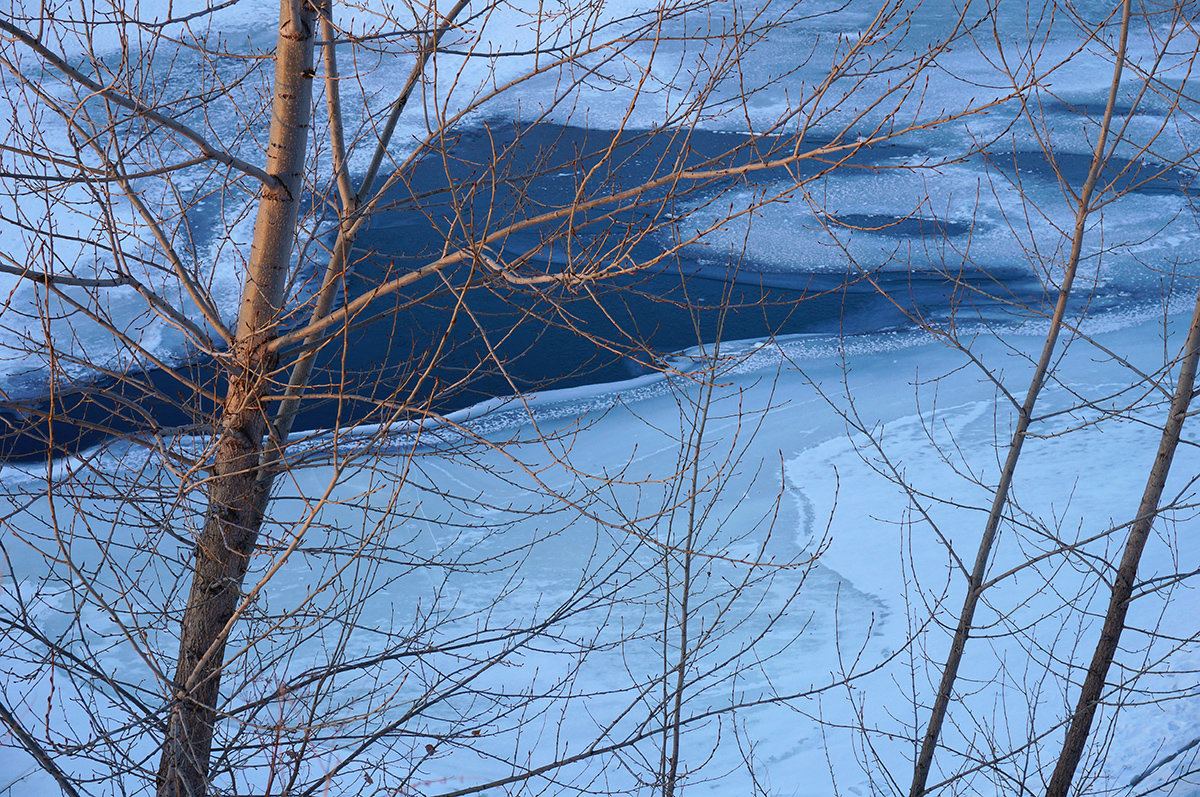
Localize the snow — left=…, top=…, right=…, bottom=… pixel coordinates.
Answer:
left=2, top=0, right=1200, bottom=793
left=4, top=310, right=1200, bottom=794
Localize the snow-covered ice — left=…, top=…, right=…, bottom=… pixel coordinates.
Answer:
left=4, top=310, right=1200, bottom=794
left=2, top=0, right=1200, bottom=793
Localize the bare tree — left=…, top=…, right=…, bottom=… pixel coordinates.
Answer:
left=907, top=2, right=1135, bottom=793
left=1044, top=285, right=1200, bottom=796
left=7, top=0, right=1200, bottom=794
left=795, top=1, right=1200, bottom=793
left=0, top=0, right=999, bottom=795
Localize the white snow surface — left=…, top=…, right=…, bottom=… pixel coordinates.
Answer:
left=2, top=0, right=1200, bottom=793
left=3, top=313, right=1200, bottom=794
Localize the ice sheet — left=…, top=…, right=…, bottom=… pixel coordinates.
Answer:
left=4, top=312, right=1199, bottom=794
left=4, top=0, right=1199, bottom=395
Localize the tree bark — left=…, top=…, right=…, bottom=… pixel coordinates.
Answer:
left=156, top=4, right=317, bottom=796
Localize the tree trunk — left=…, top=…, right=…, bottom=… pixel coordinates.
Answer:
left=1044, top=290, right=1200, bottom=797
left=156, top=4, right=317, bottom=796
left=907, top=2, right=1131, bottom=792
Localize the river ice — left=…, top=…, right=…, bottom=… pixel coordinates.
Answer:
left=3, top=0, right=1200, bottom=793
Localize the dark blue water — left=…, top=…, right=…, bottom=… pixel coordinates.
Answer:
left=6, top=121, right=1174, bottom=462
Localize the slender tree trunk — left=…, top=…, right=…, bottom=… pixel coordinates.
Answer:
left=266, top=0, right=471, bottom=457
left=1044, top=291, right=1200, bottom=797
left=908, top=2, right=1131, bottom=793
left=156, top=4, right=317, bottom=796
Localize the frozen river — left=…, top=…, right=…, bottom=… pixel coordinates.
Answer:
left=2, top=0, right=1200, bottom=794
